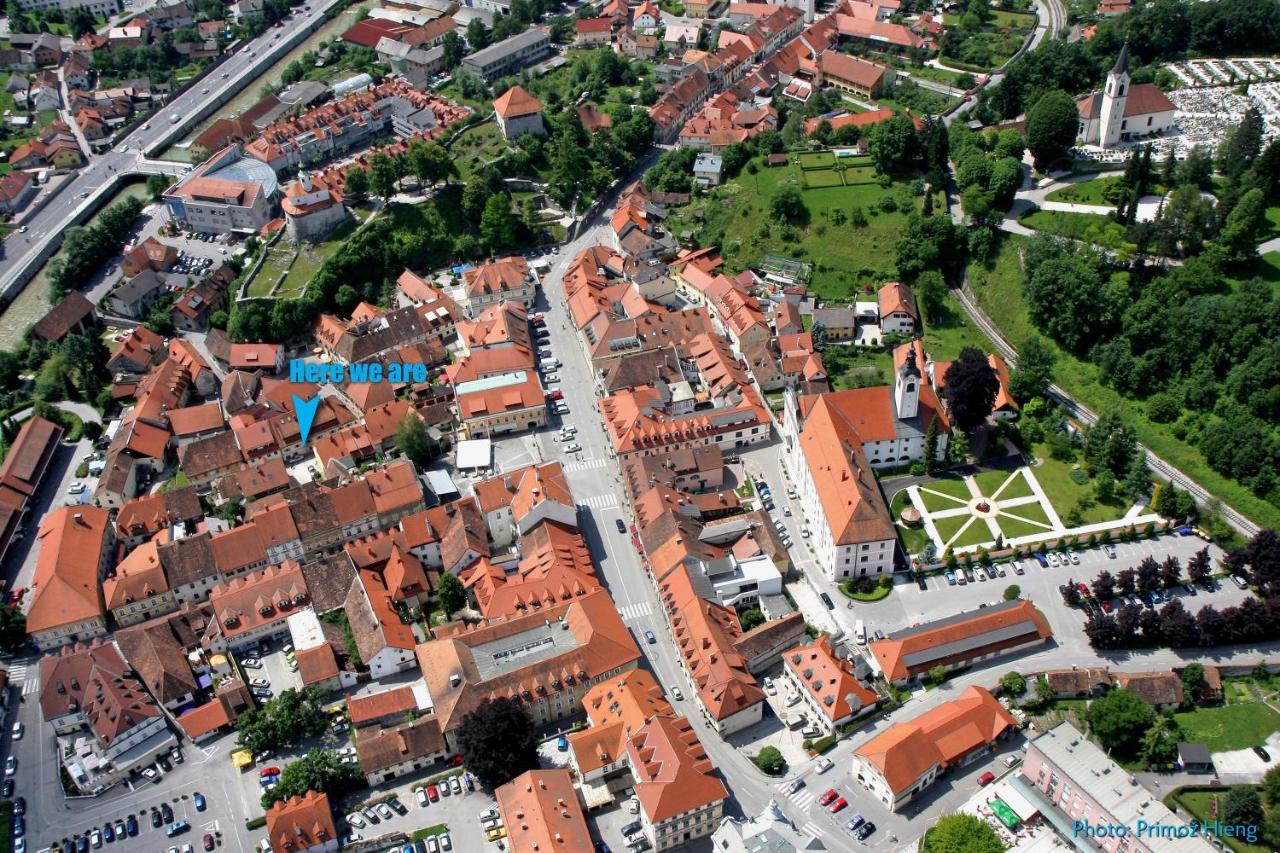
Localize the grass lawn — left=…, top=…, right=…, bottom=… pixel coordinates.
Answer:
left=991, top=8, right=1037, bottom=27
left=1032, top=448, right=1129, bottom=525
left=1227, top=251, right=1280, bottom=297
left=1170, top=790, right=1274, bottom=853
left=968, top=234, right=1280, bottom=531
left=989, top=468, right=1037, bottom=500
left=1044, top=175, right=1125, bottom=206
left=278, top=221, right=357, bottom=298
left=1020, top=208, right=1135, bottom=253
left=919, top=475, right=973, bottom=503
left=665, top=156, right=922, bottom=301
left=1174, top=701, right=1280, bottom=752
left=921, top=301, right=998, bottom=361
left=973, top=468, right=1016, bottom=497
left=1264, top=204, right=1280, bottom=240
left=997, top=502, right=1055, bottom=539
left=246, top=244, right=294, bottom=297
left=798, top=151, right=834, bottom=169
left=931, top=507, right=967, bottom=540
left=952, top=517, right=997, bottom=548
left=804, top=169, right=844, bottom=188
left=903, top=64, right=971, bottom=87
left=450, top=122, right=513, bottom=182
left=821, top=344, right=894, bottom=391
left=891, top=490, right=933, bottom=555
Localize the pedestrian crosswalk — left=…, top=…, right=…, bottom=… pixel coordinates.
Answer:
left=564, top=456, right=609, bottom=473
left=617, top=601, right=652, bottom=622
left=577, top=494, right=619, bottom=511
left=801, top=823, right=825, bottom=840
left=775, top=779, right=818, bottom=812
left=9, top=664, right=37, bottom=695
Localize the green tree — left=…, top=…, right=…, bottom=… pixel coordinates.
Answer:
left=1141, top=717, right=1180, bottom=767
left=999, top=671, right=1025, bottom=697
left=442, top=30, right=464, bottom=69
left=0, top=604, right=25, bottom=652
left=236, top=687, right=330, bottom=754
left=466, top=18, right=490, bottom=50
left=1003, top=584, right=1021, bottom=601
left=923, top=813, right=1003, bottom=853
left=770, top=183, right=808, bottom=225
left=1217, top=187, right=1266, bottom=262
left=1261, top=764, right=1280, bottom=806
left=947, top=429, right=969, bottom=463
left=752, top=746, right=786, bottom=775
left=407, top=139, right=455, bottom=190
left=1035, top=675, right=1054, bottom=705
left=1180, top=663, right=1206, bottom=700
left=480, top=193, right=517, bottom=250
left=866, top=115, right=918, bottom=175
left=928, top=664, right=948, bottom=686
left=146, top=173, right=170, bottom=200
left=738, top=608, right=765, bottom=631
left=924, top=415, right=941, bottom=474
left=368, top=152, right=400, bottom=201
left=261, top=748, right=364, bottom=809
left=1224, top=785, right=1265, bottom=829
left=344, top=166, right=370, bottom=203
left=913, top=270, right=947, bottom=324
left=1024, top=89, right=1079, bottom=166
left=1010, top=335, right=1055, bottom=402
left=395, top=414, right=438, bottom=469
left=438, top=571, right=466, bottom=617
left=1086, top=688, right=1155, bottom=756
left=456, top=697, right=539, bottom=789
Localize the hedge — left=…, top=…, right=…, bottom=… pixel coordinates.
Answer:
left=810, top=735, right=838, bottom=754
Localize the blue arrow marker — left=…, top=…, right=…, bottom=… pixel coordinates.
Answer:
left=292, top=394, right=321, bottom=444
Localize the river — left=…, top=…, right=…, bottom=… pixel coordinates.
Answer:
left=0, top=6, right=362, bottom=347
left=0, top=180, right=153, bottom=352
left=159, top=6, right=363, bottom=163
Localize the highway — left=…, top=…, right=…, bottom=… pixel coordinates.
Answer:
left=0, top=0, right=347, bottom=302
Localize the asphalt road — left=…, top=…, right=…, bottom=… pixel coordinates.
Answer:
left=0, top=0, right=347, bottom=299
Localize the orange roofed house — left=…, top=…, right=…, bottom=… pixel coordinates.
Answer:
left=463, top=255, right=536, bottom=316
left=493, top=85, right=545, bottom=140
left=265, top=791, right=338, bottom=853
left=495, top=769, right=594, bottom=853
left=27, top=506, right=115, bottom=650
left=627, top=714, right=728, bottom=850
left=853, top=686, right=1017, bottom=811
left=868, top=599, right=1052, bottom=685
left=566, top=669, right=673, bottom=795
left=782, top=634, right=878, bottom=733
left=781, top=341, right=950, bottom=580
left=415, top=588, right=641, bottom=749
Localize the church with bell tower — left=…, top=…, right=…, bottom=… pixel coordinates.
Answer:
left=1076, top=42, right=1176, bottom=147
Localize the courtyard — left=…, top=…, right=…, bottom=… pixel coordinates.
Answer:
left=900, top=465, right=1159, bottom=555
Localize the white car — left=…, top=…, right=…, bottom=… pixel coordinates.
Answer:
left=415, top=788, right=429, bottom=807
left=784, top=692, right=802, bottom=707
left=11, top=722, right=22, bottom=740
left=545, top=373, right=560, bottom=383
left=4, top=756, right=15, bottom=776
left=67, top=482, right=85, bottom=495
left=627, top=798, right=640, bottom=814
left=250, top=678, right=270, bottom=688
left=346, top=813, right=366, bottom=829
left=241, top=658, right=262, bottom=668
left=375, top=803, right=393, bottom=820
left=815, top=757, right=834, bottom=774
left=670, top=685, right=683, bottom=701
left=439, top=833, right=452, bottom=851
left=763, top=678, right=776, bottom=695
left=564, top=443, right=582, bottom=453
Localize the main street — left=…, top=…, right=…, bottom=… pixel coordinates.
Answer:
left=0, top=0, right=347, bottom=300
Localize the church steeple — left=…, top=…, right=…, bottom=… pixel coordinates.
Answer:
left=1111, top=41, right=1130, bottom=75
left=895, top=346, right=920, bottom=420
left=1100, top=41, right=1131, bottom=146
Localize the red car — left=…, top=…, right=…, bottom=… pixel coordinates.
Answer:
left=426, top=784, right=439, bottom=802
left=978, top=771, right=995, bottom=786
left=1101, top=599, right=1113, bottom=613
left=1077, top=583, right=1090, bottom=598
left=829, top=797, right=848, bottom=813
left=203, top=834, right=215, bottom=851
left=450, top=754, right=464, bottom=767
left=546, top=391, right=564, bottom=402
left=259, top=767, right=280, bottom=778
left=8, top=588, right=23, bottom=604
left=818, top=789, right=838, bottom=807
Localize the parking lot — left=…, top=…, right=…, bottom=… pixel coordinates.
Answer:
left=328, top=770, right=498, bottom=853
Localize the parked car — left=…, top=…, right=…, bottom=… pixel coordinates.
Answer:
left=855, top=822, right=876, bottom=841
left=375, top=803, right=394, bottom=820
left=978, top=771, right=996, bottom=785
left=1013, top=561, right=1024, bottom=575
left=846, top=815, right=865, bottom=833
left=828, top=797, right=848, bottom=813
left=944, top=571, right=956, bottom=585
left=1254, top=745, right=1271, bottom=762
left=643, top=629, right=657, bottom=644
left=1233, top=575, right=1250, bottom=589
left=615, top=519, right=627, bottom=534
left=193, top=793, right=205, bottom=811
left=819, top=592, right=834, bottom=609
left=670, top=685, right=683, bottom=701
left=818, top=790, right=838, bottom=807
left=1103, top=544, right=1117, bottom=558
left=347, top=814, right=367, bottom=828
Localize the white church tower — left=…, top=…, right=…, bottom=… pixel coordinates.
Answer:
left=1099, top=42, right=1130, bottom=147
left=894, top=347, right=920, bottom=420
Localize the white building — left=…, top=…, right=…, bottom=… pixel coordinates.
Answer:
left=711, top=801, right=827, bottom=852
left=493, top=85, right=545, bottom=140
left=162, top=145, right=278, bottom=235
left=1077, top=44, right=1176, bottom=147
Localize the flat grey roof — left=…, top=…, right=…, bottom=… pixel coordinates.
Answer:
left=465, top=28, right=548, bottom=66
left=471, top=619, right=580, bottom=680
